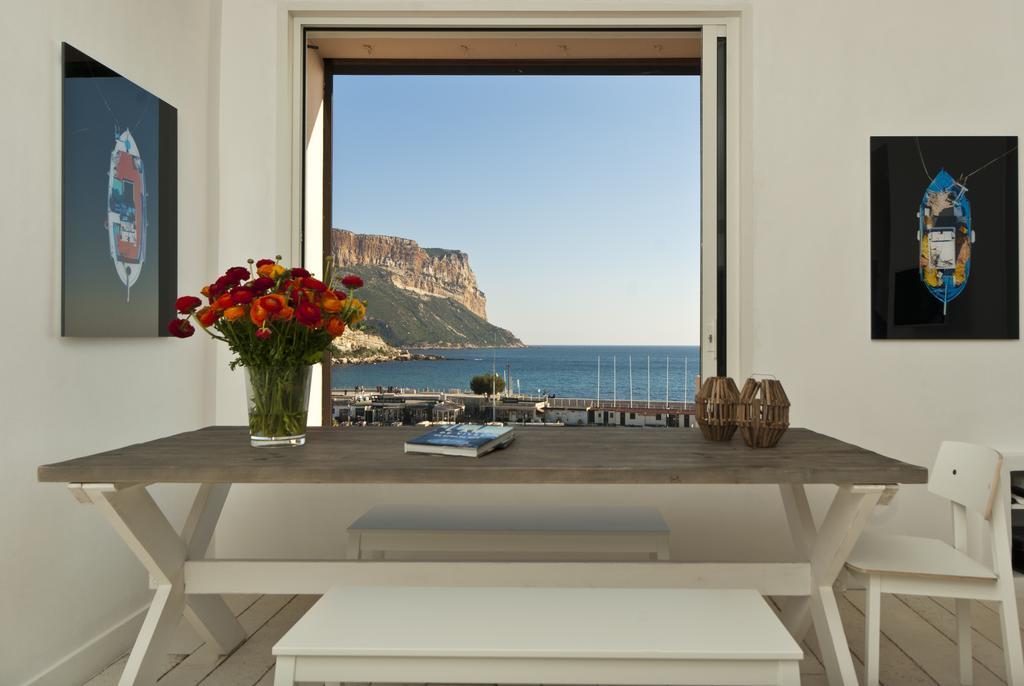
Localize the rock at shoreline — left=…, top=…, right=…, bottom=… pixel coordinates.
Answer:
left=332, top=328, right=445, bottom=365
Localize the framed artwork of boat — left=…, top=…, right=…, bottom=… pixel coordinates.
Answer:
left=870, top=136, right=1018, bottom=340
left=61, top=43, right=177, bottom=336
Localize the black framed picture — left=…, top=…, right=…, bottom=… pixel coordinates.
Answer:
left=870, top=136, right=1018, bottom=340
left=62, top=43, right=177, bottom=336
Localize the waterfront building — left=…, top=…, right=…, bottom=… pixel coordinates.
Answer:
left=432, top=400, right=465, bottom=423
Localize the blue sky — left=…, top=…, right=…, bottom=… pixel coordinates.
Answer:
left=332, top=75, right=700, bottom=345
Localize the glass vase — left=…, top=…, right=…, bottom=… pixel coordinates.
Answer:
left=244, top=365, right=312, bottom=447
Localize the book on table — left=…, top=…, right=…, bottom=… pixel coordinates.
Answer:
left=404, top=424, right=515, bottom=458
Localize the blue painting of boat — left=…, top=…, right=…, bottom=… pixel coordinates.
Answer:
left=917, top=168, right=974, bottom=314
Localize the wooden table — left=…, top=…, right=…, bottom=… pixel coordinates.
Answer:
left=39, top=426, right=927, bottom=686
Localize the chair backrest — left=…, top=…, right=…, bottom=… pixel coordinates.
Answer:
left=928, top=441, right=1003, bottom=520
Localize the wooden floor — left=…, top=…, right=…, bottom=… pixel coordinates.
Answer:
left=84, top=590, right=1024, bottom=686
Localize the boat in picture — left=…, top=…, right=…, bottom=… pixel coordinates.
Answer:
left=106, top=128, right=147, bottom=301
left=917, top=168, right=973, bottom=314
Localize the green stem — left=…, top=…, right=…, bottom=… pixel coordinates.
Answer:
left=246, top=365, right=311, bottom=438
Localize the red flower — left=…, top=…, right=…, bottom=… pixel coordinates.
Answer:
left=224, top=266, right=250, bottom=283
left=255, top=328, right=272, bottom=340
left=251, top=276, right=275, bottom=292
left=167, top=319, right=195, bottom=338
left=341, top=274, right=364, bottom=289
left=213, top=275, right=235, bottom=293
left=332, top=289, right=348, bottom=301
left=295, top=302, right=322, bottom=328
left=175, top=295, right=202, bottom=313
left=255, top=258, right=275, bottom=268
left=231, top=288, right=255, bottom=305
left=290, top=267, right=311, bottom=278
left=302, top=277, right=327, bottom=292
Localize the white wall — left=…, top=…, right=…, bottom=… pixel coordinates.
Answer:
left=750, top=0, right=1024, bottom=535
left=0, top=1, right=218, bottom=683
left=214, top=0, right=287, bottom=428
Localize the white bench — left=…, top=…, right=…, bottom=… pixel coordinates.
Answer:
left=272, top=586, right=803, bottom=686
left=346, top=504, right=671, bottom=560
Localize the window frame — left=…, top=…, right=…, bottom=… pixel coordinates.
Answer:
left=287, top=6, right=749, bottom=426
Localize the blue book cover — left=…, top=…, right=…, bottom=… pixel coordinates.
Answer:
left=405, top=424, right=515, bottom=457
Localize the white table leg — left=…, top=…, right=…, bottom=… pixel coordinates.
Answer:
left=122, top=582, right=185, bottom=684
left=178, top=484, right=246, bottom=653
left=779, top=483, right=886, bottom=686
left=77, top=483, right=245, bottom=685
left=779, top=483, right=817, bottom=641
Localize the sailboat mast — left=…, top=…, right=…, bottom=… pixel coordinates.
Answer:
left=597, top=356, right=601, bottom=402
left=629, top=356, right=633, bottom=407
left=613, top=356, right=617, bottom=404
left=665, top=355, right=670, bottom=404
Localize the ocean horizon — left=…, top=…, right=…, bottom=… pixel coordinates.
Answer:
left=332, top=344, right=701, bottom=403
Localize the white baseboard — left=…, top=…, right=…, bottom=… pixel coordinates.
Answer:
left=18, top=604, right=147, bottom=686
left=20, top=522, right=219, bottom=685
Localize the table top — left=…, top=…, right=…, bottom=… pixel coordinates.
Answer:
left=273, top=586, right=803, bottom=660
left=37, top=426, right=928, bottom=486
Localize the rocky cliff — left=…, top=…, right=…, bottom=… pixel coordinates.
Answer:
left=331, top=229, right=522, bottom=349
left=332, top=229, right=488, bottom=319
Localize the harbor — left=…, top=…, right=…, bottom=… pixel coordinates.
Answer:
left=331, top=388, right=697, bottom=427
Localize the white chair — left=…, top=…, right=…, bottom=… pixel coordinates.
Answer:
left=845, top=441, right=1024, bottom=686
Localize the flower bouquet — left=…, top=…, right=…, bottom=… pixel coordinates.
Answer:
left=169, top=257, right=365, bottom=446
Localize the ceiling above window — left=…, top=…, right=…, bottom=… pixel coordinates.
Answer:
left=306, top=30, right=700, bottom=61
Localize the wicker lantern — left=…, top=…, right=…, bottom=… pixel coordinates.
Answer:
left=736, top=377, right=791, bottom=448
left=694, top=376, right=740, bottom=441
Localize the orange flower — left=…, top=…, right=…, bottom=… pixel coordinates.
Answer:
left=249, top=302, right=268, bottom=327
left=214, top=292, right=234, bottom=311
left=197, top=307, right=221, bottom=328
left=345, top=298, right=366, bottom=325
left=276, top=306, right=294, bottom=321
left=256, top=263, right=285, bottom=280
left=326, top=318, right=346, bottom=337
left=223, top=305, right=247, bottom=321
left=321, top=295, right=344, bottom=313
left=258, top=294, right=286, bottom=313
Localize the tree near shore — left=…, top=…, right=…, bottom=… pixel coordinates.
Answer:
left=470, top=373, right=505, bottom=396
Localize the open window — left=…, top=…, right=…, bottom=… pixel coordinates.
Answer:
left=301, top=27, right=733, bottom=427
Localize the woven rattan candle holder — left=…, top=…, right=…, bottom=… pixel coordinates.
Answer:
left=694, top=376, right=740, bottom=441
left=736, top=376, right=791, bottom=448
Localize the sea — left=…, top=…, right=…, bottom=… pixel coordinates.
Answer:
left=331, top=345, right=701, bottom=403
